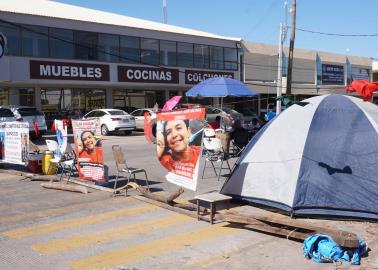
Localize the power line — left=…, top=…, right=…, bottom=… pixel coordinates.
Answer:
left=294, top=27, right=378, bottom=37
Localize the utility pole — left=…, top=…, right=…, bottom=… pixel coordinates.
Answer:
left=276, top=2, right=288, bottom=115
left=286, top=0, right=296, bottom=95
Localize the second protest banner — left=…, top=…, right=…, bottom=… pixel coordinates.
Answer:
left=72, top=119, right=104, bottom=181
left=0, top=122, right=29, bottom=165
left=156, top=108, right=205, bottom=191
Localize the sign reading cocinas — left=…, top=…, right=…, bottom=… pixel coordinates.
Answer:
left=118, top=66, right=179, bottom=84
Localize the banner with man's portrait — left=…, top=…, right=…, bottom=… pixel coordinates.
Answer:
left=0, top=122, right=29, bottom=165
left=71, top=119, right=104, bottom=181
left=156, top=108, right=205, bottom=191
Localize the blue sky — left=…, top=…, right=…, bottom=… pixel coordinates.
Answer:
left=56, top=0, right=378, bottom=59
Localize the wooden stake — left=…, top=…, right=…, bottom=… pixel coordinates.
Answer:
left=41, top=182, right=88, bottom=194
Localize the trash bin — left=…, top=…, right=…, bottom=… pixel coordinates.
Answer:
left=42, top=151, right=56, bottom=175
left=27, top=153, right=42, bottom=173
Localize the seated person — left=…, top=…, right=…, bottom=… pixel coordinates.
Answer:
left=209, top=116, right=221, bottom=130
left=231, top=120, right=250, bottom=152
left=250, top=118, right=261, bottom=134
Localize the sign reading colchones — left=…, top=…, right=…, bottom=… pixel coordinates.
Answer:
left=185, top=70, right=234, bottom=84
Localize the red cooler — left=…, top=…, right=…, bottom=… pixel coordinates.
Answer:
left=27, top=153, right=42, bottom=173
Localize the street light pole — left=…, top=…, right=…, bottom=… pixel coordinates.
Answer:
left=276, top=23, right=283, bottom=115
left=276, top=1, right=288, bottom=115
left=286, top=0, right=296, bottom=95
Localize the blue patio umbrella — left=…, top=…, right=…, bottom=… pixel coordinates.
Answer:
left=186, top=77, right=258, bottom=127
left=185, top=77, right=257, bottom=97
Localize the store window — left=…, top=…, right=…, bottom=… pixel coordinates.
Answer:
left=0, top=22, right=21, bottom=56
left=74, top=31, right=98, bottom=60
left=141, top=38, right=159, bottom=65
left=19, top=88, right=35, bottom=106
left=155, top=91, right=166, bottom=108
left=41, top=88, right=72, bottom=112
left=113, top=90, right=131, bottom=112
left=128, top=90, right=146, bottom=110
left=194, top=44, right=209, bottom=69
left=224, top=47, right=238, bottom=70
left=160, top=40, right=176, bottom=66
left=49, top=28, right=74, bottom=59
left=210, top=46, right=224, bottom=70
left=21, top=24, right=49, bottom=57
left=178, top=42, right=193, bottom=67
left=40, top=88, right=105, bottom=118
left=98, top=33, right=119, bottom=62
left=0, top=89, right=9, bottom=106
left=72, top=89, right=106, bottom=114
left=120, top=36, right=140, bottom=64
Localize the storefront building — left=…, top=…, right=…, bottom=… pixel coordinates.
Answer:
left=0, top=0, right=240, bottom=121
left=0, top=1, right=375, bottom=120
left=242, top=41, right=373, bottom=114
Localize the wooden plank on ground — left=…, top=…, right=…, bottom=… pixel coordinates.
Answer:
left=220, top=212, right=359, bottom=248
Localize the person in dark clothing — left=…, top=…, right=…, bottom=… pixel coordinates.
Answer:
left=230, top=120, right=249, bottom=155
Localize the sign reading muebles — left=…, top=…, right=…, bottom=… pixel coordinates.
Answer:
left=30, top=60, right=110, bottom=81
left=118, top=66, right=179, bottom=83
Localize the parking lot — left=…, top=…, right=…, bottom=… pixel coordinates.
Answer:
left=0, top=132, right=376, bottom=270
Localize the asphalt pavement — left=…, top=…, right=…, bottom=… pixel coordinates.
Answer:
left=0, top=132, right=376, bottom=270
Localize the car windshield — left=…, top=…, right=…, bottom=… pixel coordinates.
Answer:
left=108, top=110, right=127, bottom=115
left=222, top=107, right=239, bottom=114
left=17, top=108, right=43, bottom=116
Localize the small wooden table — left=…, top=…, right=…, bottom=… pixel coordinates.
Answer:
left=195, top=193, right=232, bottom=224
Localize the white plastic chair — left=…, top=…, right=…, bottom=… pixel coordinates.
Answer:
left=201, top=137, right=231, bottom=181
left=204, top=128, right=216, bottom=138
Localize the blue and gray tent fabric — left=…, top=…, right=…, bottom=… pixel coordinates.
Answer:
left=303, top=234, right=368, bottom=265
left=221, top=95, right=378, bottom=220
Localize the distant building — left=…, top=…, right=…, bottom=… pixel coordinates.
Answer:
left=242, top=41, right=373, bottom=114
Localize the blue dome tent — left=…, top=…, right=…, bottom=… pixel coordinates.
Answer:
left=221, top=95, right=378, bottom=220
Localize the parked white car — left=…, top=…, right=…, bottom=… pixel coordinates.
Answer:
left=4, top=106, right=47, bottom=137
left=83, top=109, right=136, bottom=136
left=0, top=107, right=17, bottom=123
left=130, top=108, right=158, bottom=136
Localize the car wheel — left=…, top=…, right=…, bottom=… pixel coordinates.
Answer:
left=124, top=130, right=132, bottom=135
left=101, top=124, right=109, bottom=136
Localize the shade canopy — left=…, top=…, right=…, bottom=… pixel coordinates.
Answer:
left=221, top=94, right=378, bottom=220
left=185, top=77, right=257, bottom=98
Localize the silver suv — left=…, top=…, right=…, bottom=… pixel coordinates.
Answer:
left=130, top=108, right=158, bottom=136
left=205, top=106, right=243, bottom=128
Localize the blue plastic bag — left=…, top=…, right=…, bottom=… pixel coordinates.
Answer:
left=303, top=234, right=368, bottom=265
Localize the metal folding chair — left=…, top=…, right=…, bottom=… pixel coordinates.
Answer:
left=59, top=143, right=78, bottom=183
left=112, top=145, right=149, bottom=195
